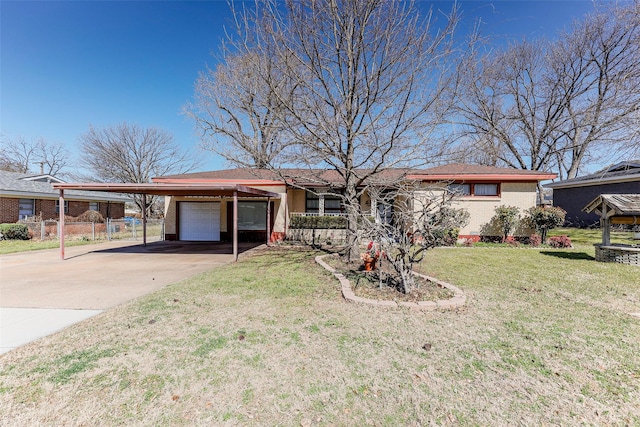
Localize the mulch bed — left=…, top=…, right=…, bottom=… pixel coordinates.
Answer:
left=324, top=256, right=454, bottom=302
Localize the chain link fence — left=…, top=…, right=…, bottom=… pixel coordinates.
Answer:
left=22, top=218, right=165, bottom=242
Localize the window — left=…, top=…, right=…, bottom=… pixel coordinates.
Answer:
left=448, top=183, right=500, bottom=197
left=324, top=195, right=343, bottom=214
left=18, top=199, right=34, bottom=219
left=89, top=202, right=99, bottom=211
left=474, top=183, right=499, bottom=196
left=306, top=190, right=344, bottom=214
left=238, top=202, right=267, bottom=230
left=55, top=200, right=69, bottom=214
left=305, top=193, right=319, bottom=214
left=448, top=184, right=471, bottom=196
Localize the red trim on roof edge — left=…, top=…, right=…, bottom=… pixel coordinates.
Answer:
left=152, top=178, right=285, bottom=186
left=407, top=173, right=556, bottom=181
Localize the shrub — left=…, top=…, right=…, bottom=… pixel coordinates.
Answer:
left=529, top=234, right=542, bottom=247
left=0, top=223, right=30, bottom=240
left=432, top=228, right=460, bottom=246
left=525, top=206, right=566, bottom=241
left=77, top=210, right=105, bottom=223
left=548, top=235, right=572, bottom=248
left=493, top=205, right=520, bottom=242
left=289, top=215, right=347, bottom=229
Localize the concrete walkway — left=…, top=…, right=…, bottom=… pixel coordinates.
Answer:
left=0, top=240, right=260, bottom=354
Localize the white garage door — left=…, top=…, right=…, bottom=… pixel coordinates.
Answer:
left=179, top=202, right=221, bottom=241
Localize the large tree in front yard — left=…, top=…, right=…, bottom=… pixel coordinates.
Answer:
left=195, top=0, right=462, bottom=260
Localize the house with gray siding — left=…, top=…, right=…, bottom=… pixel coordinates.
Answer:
left=545, top=161, right=640, bottom=226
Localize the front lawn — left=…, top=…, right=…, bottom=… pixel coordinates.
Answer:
left=0, top=243, right=638, bottom=425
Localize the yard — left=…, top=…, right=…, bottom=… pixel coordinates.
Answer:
left=0, top=230, right=639, bottom=425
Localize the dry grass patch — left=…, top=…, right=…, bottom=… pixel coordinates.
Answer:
left=0, top=245, right=639, bottom=426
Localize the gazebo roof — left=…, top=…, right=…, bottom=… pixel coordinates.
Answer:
left=583, top=194, right=640, bottom=217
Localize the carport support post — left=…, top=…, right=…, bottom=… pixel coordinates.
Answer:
left=233, top=191, right=238, bottom=262
left=142, top=194, right=147, bottom=247
left=59, top=189, right=65, bottom=260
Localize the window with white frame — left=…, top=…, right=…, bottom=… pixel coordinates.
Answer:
left=305, top=190, right=344, bottom=214
left=18, top=199, right=35, bottom=219
left=55, top=200, right=69, bottom=214
left=89, top=202, right=99, bottom=211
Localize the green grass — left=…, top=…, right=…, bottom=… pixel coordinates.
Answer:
left=0, top=238, right=100, bottom=254
left=548, top=226, right=636, bottom=245
left=0, top=235, right=638, bottom=426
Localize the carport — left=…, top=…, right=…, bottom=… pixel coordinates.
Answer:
left=52, top=182, right=280, bottom=261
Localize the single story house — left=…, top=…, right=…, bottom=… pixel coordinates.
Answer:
left=545, top=161, right=640, bottom=227
left=154, top=164, right=555, bottom=243
left=0, top=170, right=128, bottom=223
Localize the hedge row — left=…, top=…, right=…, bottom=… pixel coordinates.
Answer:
left=289, top=215, right=380, bottom=229
left=290, top=215, right=347, bottom=229
left=0, top=224, right=30, bottom=240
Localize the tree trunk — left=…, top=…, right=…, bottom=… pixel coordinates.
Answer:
left=342, top=177, right=360, bottom=262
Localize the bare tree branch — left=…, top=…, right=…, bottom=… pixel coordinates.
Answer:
left=0, top=135, right=70, bottom=176
left=455, top=2, right=640, bottom=183
left=215, top=0, right=463, bottom=260
left=78, top=123, right=200, bottom=216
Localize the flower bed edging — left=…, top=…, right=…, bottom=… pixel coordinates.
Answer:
left=315, top=254, right=466, bottom=311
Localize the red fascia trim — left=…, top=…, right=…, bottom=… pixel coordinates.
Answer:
left=407, top=173, right=556, bottom=181
left=152, top=178, right=285, bottom=186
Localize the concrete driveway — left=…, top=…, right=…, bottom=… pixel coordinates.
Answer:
left=0, top=239, right=261, bottom=354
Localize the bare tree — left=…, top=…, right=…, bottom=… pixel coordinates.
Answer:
left=0, top=135, right=70, bottom=176
left=78, top=123, right=200, bottom=216
left=456, top=2, right=640, bottom=184
left=186, top=50, right=294, bottom=168
left=222, top=0, right=461, bottom=260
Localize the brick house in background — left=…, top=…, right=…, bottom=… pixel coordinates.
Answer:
left=0, top=170, right=127, bottom=223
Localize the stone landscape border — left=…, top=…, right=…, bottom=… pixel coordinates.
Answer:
left=315, top=254, right=466, bottom=311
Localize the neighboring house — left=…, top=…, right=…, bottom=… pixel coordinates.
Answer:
left=545, top=161, right=640, bottom=227
left=154, top=164, right=555, bottom=242
left=0, top=170, right=128, bottom=223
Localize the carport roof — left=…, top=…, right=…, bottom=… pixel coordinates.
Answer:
left=52, top=183, right=281, bottom=198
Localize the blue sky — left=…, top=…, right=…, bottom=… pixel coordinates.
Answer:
left=1, top=1, right=599, bottom=174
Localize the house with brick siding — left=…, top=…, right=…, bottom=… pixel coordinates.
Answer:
left=0, top=170, right=128, bottom=223
left=155, top=164, right=555, bottom=243
left=545, top=161, right=640, bottom=227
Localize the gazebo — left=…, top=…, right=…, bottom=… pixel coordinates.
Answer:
left=583, top=194, right=640, bottom=265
